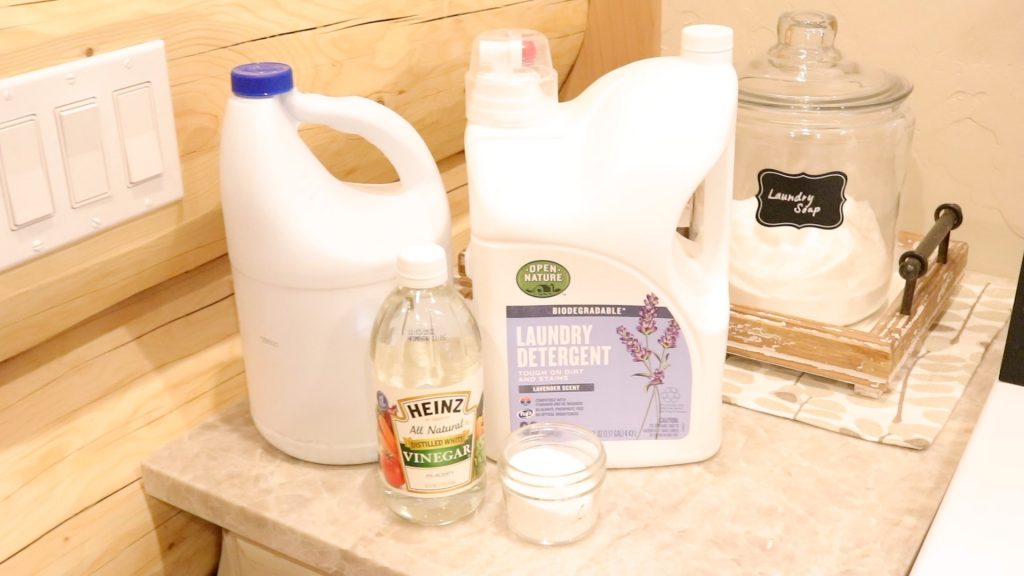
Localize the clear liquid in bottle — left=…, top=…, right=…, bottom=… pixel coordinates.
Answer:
left=369, top=244, right=486, bottom=525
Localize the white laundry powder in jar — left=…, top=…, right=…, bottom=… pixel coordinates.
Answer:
left=501, top=443, right=603, bottom=545
left=729, top=196, right=892, bottom=325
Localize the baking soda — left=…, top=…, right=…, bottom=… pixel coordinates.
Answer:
left=502, top=445, right=600, bottom=544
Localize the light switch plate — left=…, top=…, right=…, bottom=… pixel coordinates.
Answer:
left=0, top=40, right=183, bottom=272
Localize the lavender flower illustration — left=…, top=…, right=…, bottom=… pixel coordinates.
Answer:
left=659, top=319, right=680, bottom=349
left=638, top=293, right=658, bottom=335
left=616, top=326, right=650, bottom=362
left=617, top=294, right=680, bottom=440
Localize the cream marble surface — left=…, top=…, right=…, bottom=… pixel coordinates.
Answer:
left=142, top=328, right=1008, bottom=576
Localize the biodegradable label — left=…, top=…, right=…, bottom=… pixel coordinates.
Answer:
left=505, top=294, right=692, bottom=441
left=375, top=371, right=485, bottom=496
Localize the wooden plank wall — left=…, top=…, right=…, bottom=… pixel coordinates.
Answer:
left=0, top=160, right=469, bottom=576
left=0, top=0, right=658, bottom=574
left=0, top=0, right=589, bottom=363
left=0, top=257, right=240, bottom=575
left=560, top=0, right=660, bottom=99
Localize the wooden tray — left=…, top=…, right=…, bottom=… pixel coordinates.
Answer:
left=727, top=231, right=968, bottom=397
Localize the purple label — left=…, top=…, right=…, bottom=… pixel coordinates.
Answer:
left=505, top=295, right=691, bottom=441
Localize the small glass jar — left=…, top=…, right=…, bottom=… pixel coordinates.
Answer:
left=499, top=422, right=606, bottom=545
left=731, top=11, right=914, bottom=325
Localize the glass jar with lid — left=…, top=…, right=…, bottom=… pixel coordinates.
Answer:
left=730, top=11, right=914, bottom=325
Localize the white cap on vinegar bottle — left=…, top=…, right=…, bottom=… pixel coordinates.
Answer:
left=396, top=244, right=449, bottom=289
left=681, top=24, right=733, bottom=64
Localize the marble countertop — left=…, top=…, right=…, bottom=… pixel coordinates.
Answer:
left=141, top=328, right=1007, bottom=576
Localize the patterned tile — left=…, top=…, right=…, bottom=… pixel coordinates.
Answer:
left=724, top=277, right=1014, bottom=450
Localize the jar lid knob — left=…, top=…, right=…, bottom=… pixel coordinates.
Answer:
left=768, top=11, right=842, bottom=69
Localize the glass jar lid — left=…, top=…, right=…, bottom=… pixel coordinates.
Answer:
left=738, top=11, right=912, bottom=112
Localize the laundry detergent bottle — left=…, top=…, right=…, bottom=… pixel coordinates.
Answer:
left=464, top=27, right=736, bottom=467
left=220, top=63, right=451, bottom=464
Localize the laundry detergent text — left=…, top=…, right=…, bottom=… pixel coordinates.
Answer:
left=515, top=324, right=612, bottom=368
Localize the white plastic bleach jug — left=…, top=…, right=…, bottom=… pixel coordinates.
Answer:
left=220, top=63, right=451, bottom=464
left=464, top=26, right=736, bottom=468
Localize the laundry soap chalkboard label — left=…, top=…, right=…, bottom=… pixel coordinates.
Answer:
left=754, top=169, right=847, bottom=229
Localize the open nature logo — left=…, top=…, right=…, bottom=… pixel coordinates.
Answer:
left=516, top=260, right=570, bottom=298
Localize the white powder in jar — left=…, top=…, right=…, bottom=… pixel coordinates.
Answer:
left=502, top=445, right=601, bottom=545
left=729, top=196, right=892, bottom=325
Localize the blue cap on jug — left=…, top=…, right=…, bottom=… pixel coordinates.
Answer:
left=231, top=62, right=293, bottom=98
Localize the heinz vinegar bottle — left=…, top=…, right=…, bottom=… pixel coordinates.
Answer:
left=369, top=244, right=486, bottom=525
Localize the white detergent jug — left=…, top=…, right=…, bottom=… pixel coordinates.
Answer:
left=464, top=27, right=736, bottom=468
left=220, top=63, right=451, bottom=464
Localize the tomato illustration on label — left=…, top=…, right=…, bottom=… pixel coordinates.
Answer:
left=376, top=391, right=405, bottom=488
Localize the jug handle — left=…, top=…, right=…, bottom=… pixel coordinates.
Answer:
left=695, top=130, right=734, bottom=278
left=283, top=91, right=441, bottom=191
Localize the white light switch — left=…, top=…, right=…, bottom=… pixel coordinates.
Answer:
left=0, top=116, right=54, bottom=229
left=56, top=99, right=110, bottom=207
left=0, top=40, right=183, bottom=272
left=114, top=83, right=163, bottom=186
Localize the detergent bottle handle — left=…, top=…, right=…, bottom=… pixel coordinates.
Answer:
left=696, top=128, right=735, bottom=278
left=283, top=91, right=440, bottom=190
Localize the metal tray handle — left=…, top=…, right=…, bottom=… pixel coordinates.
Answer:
left=898, top=203, right=964, bottom=316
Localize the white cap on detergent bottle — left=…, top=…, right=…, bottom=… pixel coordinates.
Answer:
left=465, top=29, right=558, bottom=127
left=681, top=25, right=734, bottom=63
